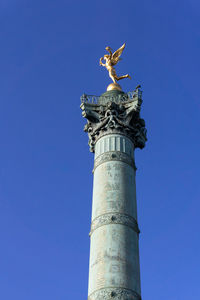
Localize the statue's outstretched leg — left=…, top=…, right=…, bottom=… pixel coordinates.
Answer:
left=116, top=74, right=131, bottom=81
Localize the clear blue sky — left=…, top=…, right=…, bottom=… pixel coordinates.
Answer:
left=0, top=0, right=199, bottom=299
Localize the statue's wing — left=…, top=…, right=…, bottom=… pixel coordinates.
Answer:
left=111, top=43, right=126, bottom=65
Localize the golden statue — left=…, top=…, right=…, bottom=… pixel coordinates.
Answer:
left=99, top=43, right=131, bottom=84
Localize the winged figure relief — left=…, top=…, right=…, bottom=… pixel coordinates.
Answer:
left=99, top=43, right=131, bottom=84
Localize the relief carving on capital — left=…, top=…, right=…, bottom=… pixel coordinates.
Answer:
left=80, top=90, right=147, bottom=152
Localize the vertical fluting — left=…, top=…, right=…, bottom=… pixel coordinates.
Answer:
left=88, top=134, right=141, bottom=300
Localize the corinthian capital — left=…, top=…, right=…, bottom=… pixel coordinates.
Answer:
left=80, top=88, right=147, bottom=152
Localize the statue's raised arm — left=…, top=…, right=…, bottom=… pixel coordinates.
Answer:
left=105, top=46, right=113, bottom=56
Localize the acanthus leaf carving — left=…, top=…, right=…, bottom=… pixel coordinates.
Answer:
left=80, top=89, right=147, bottom=152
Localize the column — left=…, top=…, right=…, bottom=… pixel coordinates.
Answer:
left=81, top=88, right=147, bottom=300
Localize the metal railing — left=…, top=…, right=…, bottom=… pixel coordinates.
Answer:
left=80, top=89, right=142, bottom=105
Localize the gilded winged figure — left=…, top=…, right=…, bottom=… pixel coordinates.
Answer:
left=99, top=43, right=131, bottom=83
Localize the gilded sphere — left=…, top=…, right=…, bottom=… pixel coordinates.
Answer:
left=107, top=83, right=122, bottom=91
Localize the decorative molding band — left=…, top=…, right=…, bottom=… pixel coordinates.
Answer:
left=88, top=287, right=141, bottom=300
left=90, top=213, right=140, bottom=236
left=93, top=151, right=136, bottom=172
